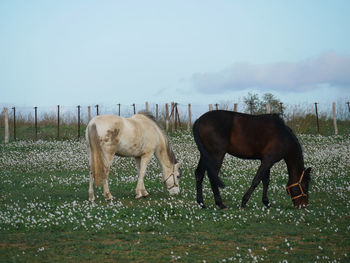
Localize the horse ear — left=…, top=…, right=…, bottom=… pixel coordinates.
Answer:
left=305, top=167, right=312, bottom=175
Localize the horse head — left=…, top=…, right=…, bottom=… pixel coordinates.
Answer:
left=286, top=167, right=312, bottom=208
left=163, top=163, right=182, bottom=195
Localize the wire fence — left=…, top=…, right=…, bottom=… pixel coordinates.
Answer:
left=1, top=100, right=350, bottom=142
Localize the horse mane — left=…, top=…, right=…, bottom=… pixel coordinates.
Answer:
left=275, top=114, right=311, bottom=184
left=261, top=113, right=309, bottom=184
left=288, top=126, right=310, bottom=182
left=137, top=111, right=157, bottom=123
left=270, top=113, right=285, bottom=125
left=137, top=111, right=176, bottom=164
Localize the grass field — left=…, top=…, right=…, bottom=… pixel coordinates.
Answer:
left=0, top=132, right=349, bottom=262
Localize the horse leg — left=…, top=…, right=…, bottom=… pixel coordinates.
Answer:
left=241, top=160, right=273, bottom=208
left=261, top=169, right=271, bottom=207
left=195, top=156, right=206, bottom=208
left=135, top=154, right=152, bottom=199
left=103, top=178, right=114, bottom=201
left=208, top=154, right=226, bottom=209
left=87, top=143, right=95, bottom=201
left=208, top=176, right=226, bottom=209
left=89, top=169, right=95, bottom=202
left=102, top=153, right=115, bottom=201
left=135, top=157, right=144, bottom=198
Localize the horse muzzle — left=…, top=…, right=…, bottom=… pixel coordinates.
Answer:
left=168, top=187, right=180, bottom=195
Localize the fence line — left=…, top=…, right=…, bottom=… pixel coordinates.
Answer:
left=333, top=102, right=338, bottom=135
left=57, top=105, right=60, bottom=139
left=12, top=107, right=16, bottom=141
left=1, top=101, right=350, bottom=142
left=4, top=107, right=9, bottom=143
left=314, top=103, right=320, bottom=134
left=77, top=105, right=81, bottom=139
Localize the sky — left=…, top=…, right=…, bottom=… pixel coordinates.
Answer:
left=1, top=0, right=350, bottom=108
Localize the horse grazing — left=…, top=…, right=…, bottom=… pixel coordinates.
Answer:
left=86, top=112, right=181, bottom=201
left=193, top=110, right=311, bottom=209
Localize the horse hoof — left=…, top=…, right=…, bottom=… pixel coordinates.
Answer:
left=240, top=201, right=247, bottom=208
left=136, top=193, right=149, bottom=199
left=262, top=199, right=270, bottom=207
left=197, top=203, right=206, bottom=209
left=218, top=204, right=227, bottom=210
left=105, top=195, right=114, bottom=201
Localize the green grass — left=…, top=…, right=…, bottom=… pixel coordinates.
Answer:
left=0, top=132, right=349, bottom=262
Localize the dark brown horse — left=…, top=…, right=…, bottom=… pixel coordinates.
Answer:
left=193, top=110, right=311, bottom=209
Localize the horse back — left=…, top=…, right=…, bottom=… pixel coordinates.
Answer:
left=88, top=114, right=161, bottom=157
left=229, top=112, right=290, bottom=159
left=196, top=111, right=291, bottom=160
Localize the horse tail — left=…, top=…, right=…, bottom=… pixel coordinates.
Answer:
left=87, top=123, right=106, bottom=187
left=193, top=119, right=225, bottom=189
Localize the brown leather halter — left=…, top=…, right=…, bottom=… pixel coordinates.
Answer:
left=163, top=173, right=179, bottom=190
left=163, top=164, right=181, bottom=191
left=286, top=170, right=307, bottom=200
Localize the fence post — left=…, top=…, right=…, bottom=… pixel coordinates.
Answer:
left=209, top=104, right=213, bottom=111
left=34, top=106, right=38, bottom=140
left=145, top=101, right=149, bottom=112
left=174, top=103, right=178, bottom=131
left=314, top=102, right=320, bottom=134
left=57, top=105, right=60, bottom=139
left=88, top=106, right=91, bottom=122
left=266, top=103, right=271, bottom=114
left=117, top=104, right=121, bottom=116
left=4, top=107, right=9, bottom=143
left=279, top=102, right=284, bottom=117
left=171, top=102, right=175, bottom=132
left=347, top=102, right=350, bottom=114
left=332, top=102, right=338, bottom=135
left=95, top=105, right=99, bottom=116
left=165, top=103, right=169, bottom=131
left=156, top=104, right=159, bottom=120
left=132, top=104, right=136, bottom=115
left=187, top=104, right=191, bottom=132
left=77, top=105, right=81, bottom=139
left=12, top=107, right=16, bottom=141
left=233, top=103, right=238, bottom=112
left=174, top=103, right=181, bottom=131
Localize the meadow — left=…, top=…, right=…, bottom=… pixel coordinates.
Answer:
left=0, top=132, right=349, bottom=262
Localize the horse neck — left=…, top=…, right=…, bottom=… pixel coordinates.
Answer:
left=155, top=136, right=174, bottom=174
left=285, top=142, right=304, bottom=184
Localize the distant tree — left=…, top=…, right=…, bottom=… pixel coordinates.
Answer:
left=262, top=93, right=285, bottom=114
left=243, top=92, right=260, bottom=114
left=243, top=92, right=284, bottom=115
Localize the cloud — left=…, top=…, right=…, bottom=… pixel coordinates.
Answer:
left=192, top=51, right=350, bottom=93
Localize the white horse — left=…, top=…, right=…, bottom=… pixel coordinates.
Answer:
left=85, top=112, right=181, bottom=201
